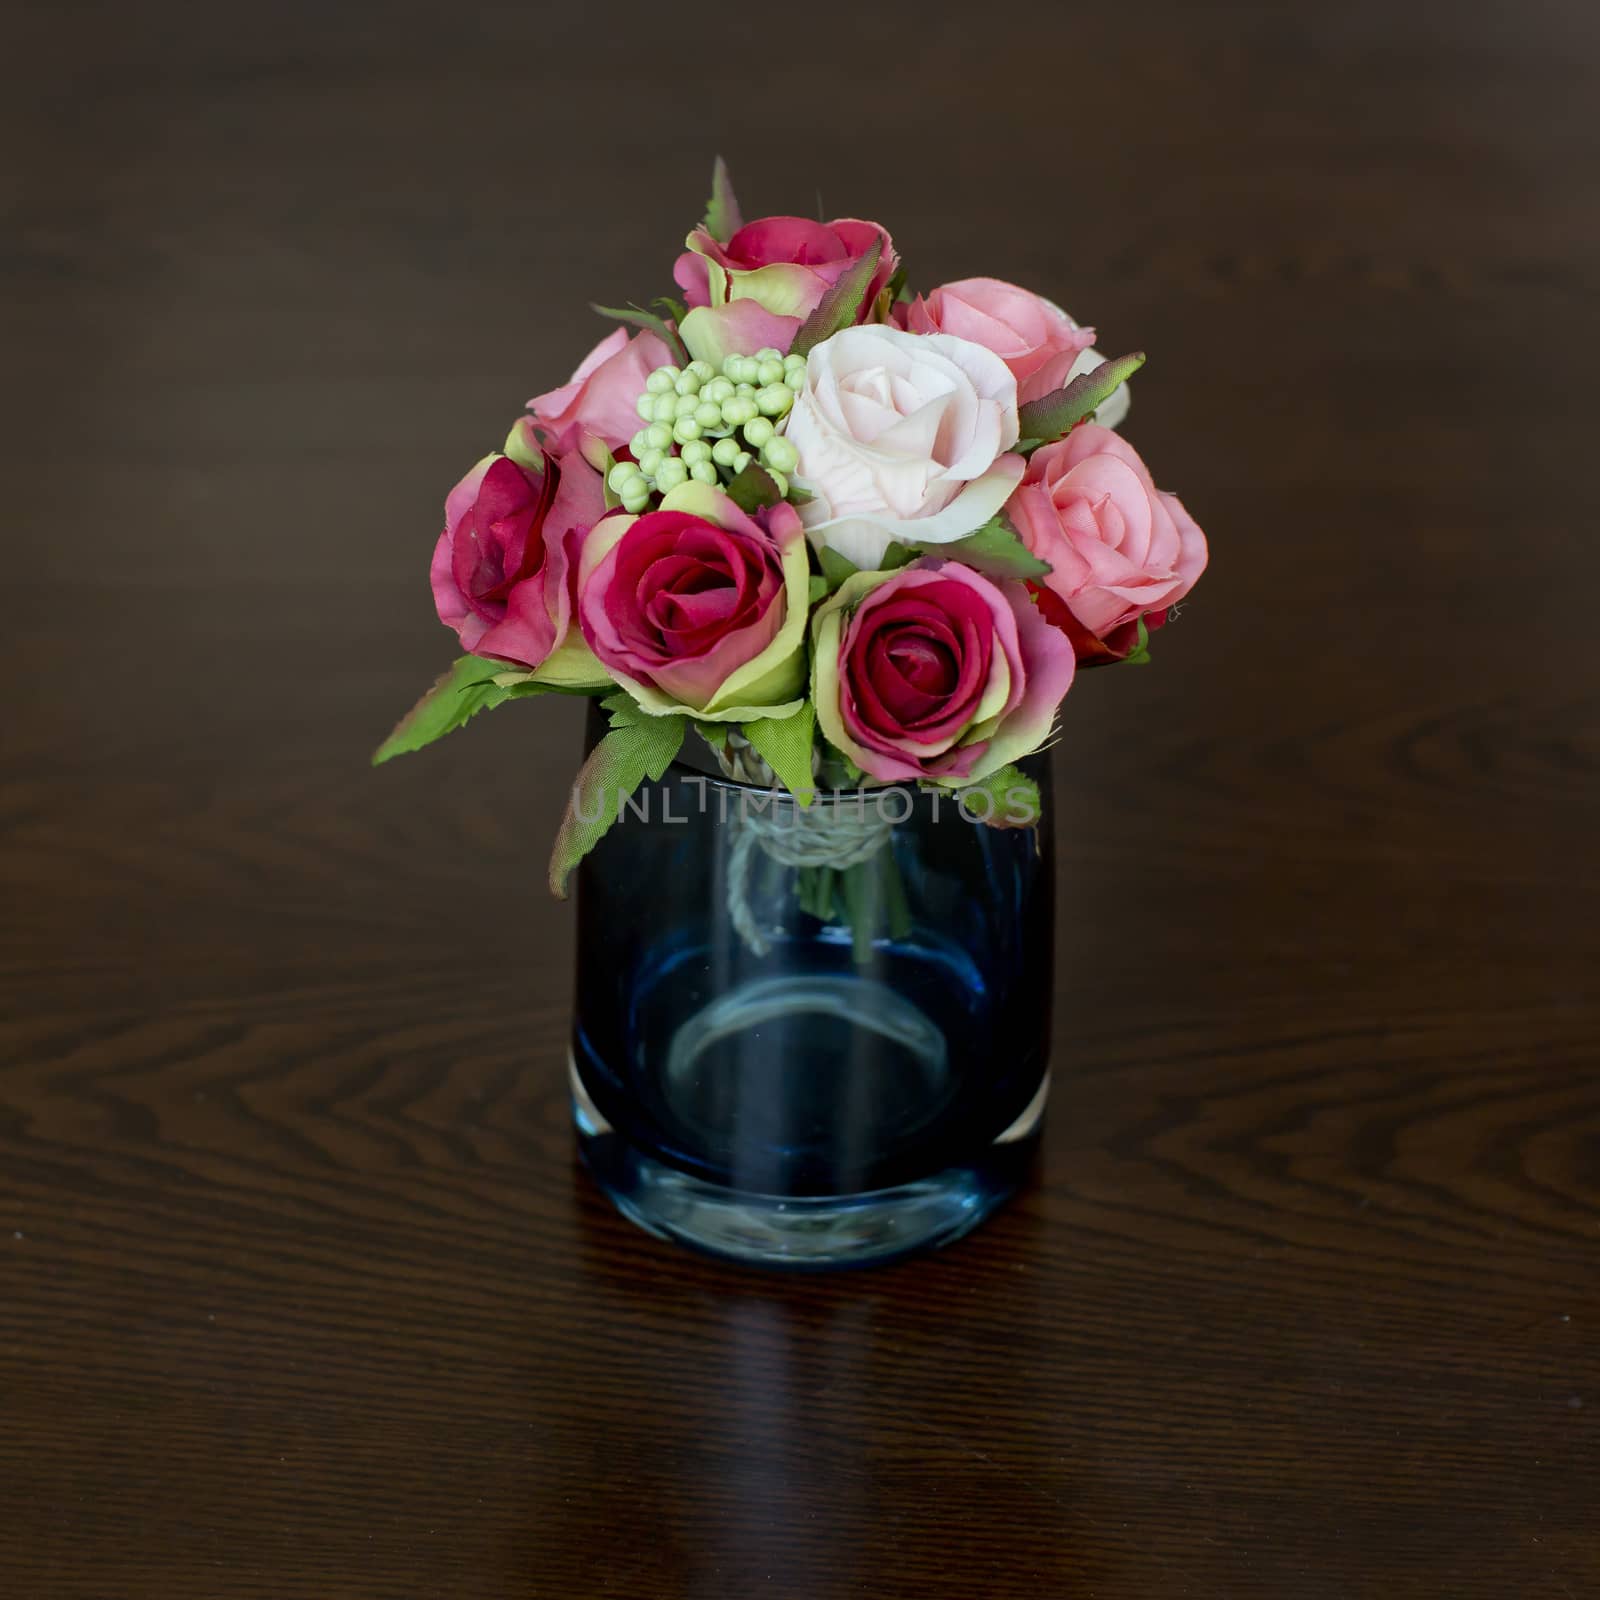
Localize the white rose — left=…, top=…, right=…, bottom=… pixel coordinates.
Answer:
left=784, top=324, right=1024, bottom=570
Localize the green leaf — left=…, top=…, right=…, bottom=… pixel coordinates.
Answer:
left=948, top=764, right=1043, bottom=829
left=814, top=746, right=864, bottom=791
left=373, top=657, right=513, bottom=766
left=790, top=238, right=883, bottom=357
left=871, top=266, right=910, bottom=323
left=816, top=545, right=859, bottom=593
left=1015, top=352, right=1146, bottom=451
left=588, top=444, right=622, bottom=510
left=600, top=690, right=659, bottom=730
left=653, top=294, right=687, bottom=327
left=879, top=541, right=918, bottom=571
left=468, top=666, right=607, bottom=700
left=702, top=156, right=742, bottom=244
left=742, top=703, right=816, bottom=803
left=807, top=574, right=828, bottom=606
left=548, top=707, right=687, bottom=897
left=499, top=680, right=601, bottom=699
left=939, top=513, right=1052, bottom=581
left=725, top=461, right=783, bottom=513
left=1121, top=617, right=1152, bottom=666
left=591, top=302, right=688, bottom=366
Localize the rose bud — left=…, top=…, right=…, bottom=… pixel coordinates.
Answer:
left=898, top=276, right=1106, bottom=408
left=528, top=326, right=676, bottom=456
left=430, top=420, right=611, bottom=685
left=675, top=215, right=897, bottom=366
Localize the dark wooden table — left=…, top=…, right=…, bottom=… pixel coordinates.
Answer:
left=4, top=1, right=1597, bottom=1594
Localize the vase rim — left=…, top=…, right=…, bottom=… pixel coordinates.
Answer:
left=583, top=701, right=1048, bottom=802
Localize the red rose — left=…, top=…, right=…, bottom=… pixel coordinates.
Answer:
left=674, top=215, right=899, bottom=366
left=811, top=561, right=1076, bottom=785
left=576, top=483, right=810, bottom=719
left=430, top=424, right=606, bottom=672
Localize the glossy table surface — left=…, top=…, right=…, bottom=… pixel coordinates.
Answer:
left=3, top=1, right=1597, bottom=1594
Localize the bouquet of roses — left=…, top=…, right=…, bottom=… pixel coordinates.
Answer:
left=377, top=160, right=1207, bottom=908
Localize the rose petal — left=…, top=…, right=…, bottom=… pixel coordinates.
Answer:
left=679, top=300, right=803, bottom=366
left=801, top=453, right=1025, bottom=570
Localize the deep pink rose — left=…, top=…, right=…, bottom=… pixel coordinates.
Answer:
left=899, top=278, right=1097, bottom=403
left=577, top=483, right=810, bottom=718
left=812, top=561, right=1076, bottom=785
left=1007, top=423, right=1207, bottom=658
left=527, top=326, right=674, bottom=454
left=674, top=216, right=898, bottom=367
left=430, top=428, right=606, bottom=669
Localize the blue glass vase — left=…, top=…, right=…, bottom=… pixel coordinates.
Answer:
left=569, top=708, right=1054, bottom=1269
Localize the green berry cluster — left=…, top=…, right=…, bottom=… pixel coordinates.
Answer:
left=609, top=348, right=807, bottom=512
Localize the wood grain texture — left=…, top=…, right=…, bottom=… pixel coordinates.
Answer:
left=2, top=0, right=1598, bottom=1594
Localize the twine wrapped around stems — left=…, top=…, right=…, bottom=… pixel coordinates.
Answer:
left=712, top=731, right=894, bottom=957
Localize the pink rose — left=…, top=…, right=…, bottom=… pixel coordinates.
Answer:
left=1007, top=423, right=1207, bottom=657
left=811, top=561, right=1075, bottom=785
left=577, top=481, right=810, bottom=720
left=900, top=277, right=1097, bottom=403
left=674, top=215, right=898, bottom=367
left=528, top=326, right=674, bottom=455
left=430, top=422, right=607, bottom=676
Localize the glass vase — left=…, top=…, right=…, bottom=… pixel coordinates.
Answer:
left=569, top=706, right=1054, bottom=1269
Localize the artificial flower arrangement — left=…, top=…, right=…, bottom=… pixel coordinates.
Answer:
left=376, top=160, right=1207, bottom=911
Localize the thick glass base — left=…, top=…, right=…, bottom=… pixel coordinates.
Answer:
left=572, top=1055, right=1047, bottom=1270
